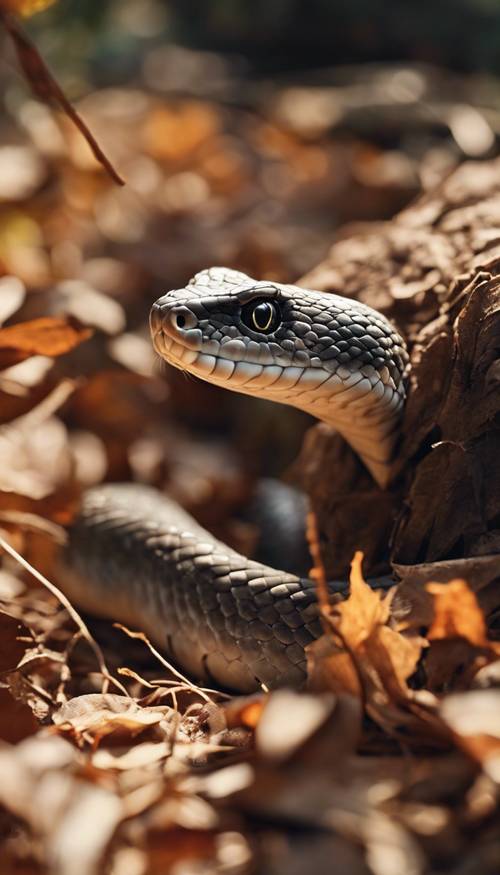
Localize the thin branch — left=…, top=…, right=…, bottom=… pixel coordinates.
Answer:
left=114, top=623, right=220, bottom=703
left=0, top=9, right=124, bottom=186
left=0, top=532, right=130, bottom=697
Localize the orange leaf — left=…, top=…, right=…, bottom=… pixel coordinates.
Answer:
left=307, top=554, right=429, bottom=737
left=336, top=550, right=391, bottom=647
left=309, top=554, right=423, bottom=696
left=0, top=316, right=92, bottom=368
left=427, top=579, right=489, bottom=647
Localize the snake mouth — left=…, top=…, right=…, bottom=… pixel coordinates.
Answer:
left=152, top=327, right=201, bottom=370
left=152, top=324, right=402, bottom=423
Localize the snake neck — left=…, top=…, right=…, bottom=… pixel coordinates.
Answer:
left=300, top=394, right=401, bottom=487
left=320, top=415, right=399, bottom=488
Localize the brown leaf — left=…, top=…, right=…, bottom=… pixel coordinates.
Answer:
left=426, top=580, right=488, bottom=647
left=91, top=740, right=170, bottom=772
left=427, top=579, right=490, bottom=646
left=52, top=693, right=175, bottom=743
left=307, top=553, right=430, bottom=738
left=424, top=580, right=500, bottom=691
left=307, top=633, right=363, bottom=698
left=223, top=694, right=266, bottom=730
left=0, top=316, right=92, bottom=368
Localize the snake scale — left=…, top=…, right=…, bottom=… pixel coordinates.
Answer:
left=62, top=268, right=408, bottom=692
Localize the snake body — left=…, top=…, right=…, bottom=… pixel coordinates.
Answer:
left=63, top=269, right=408, bottom=692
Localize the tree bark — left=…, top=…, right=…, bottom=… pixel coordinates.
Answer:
left=298, top=158, right=500, bottom=600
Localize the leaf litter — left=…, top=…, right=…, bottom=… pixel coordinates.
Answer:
left=0, top=12, right=499, bottom=874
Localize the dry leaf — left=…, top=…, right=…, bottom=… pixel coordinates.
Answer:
left=427, top=579, right=492, bottom=646
left=307, top=553, right=429, bottom=737
left=308, top=552, right=423, bottom=697
left=424, top=580, right=500, bottom=691
left=52, top=693, right=175, bottom=743
left=0, top=316, right=92, bottom=368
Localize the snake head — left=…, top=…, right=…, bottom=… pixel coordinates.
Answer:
left=151, top=267, right=409, bottom=487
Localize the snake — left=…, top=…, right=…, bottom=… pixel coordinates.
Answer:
left=62, top=268, right=409, bottom=692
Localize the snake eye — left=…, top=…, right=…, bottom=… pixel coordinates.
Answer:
left=241, top=299, right=281, bottom=334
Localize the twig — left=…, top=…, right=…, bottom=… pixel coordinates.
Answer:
left=0, top=9, right=124, bottom=186
left=0, top=532, right=130, bottom=696
left=114, top=623, right=219, bottom=703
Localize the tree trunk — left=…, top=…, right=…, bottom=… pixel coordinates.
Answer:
left=298, top=158, right=500, bottom=606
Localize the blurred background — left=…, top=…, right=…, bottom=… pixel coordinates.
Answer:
left=1, top=0, right=500, bottom=561
left=2, top=9, right=500, bottom=871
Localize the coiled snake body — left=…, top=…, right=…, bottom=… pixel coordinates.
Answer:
left=63, top=269, right=408, bottom=692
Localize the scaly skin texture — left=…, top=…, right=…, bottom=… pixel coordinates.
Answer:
left=64, top=485, right=321, bottom=691
left=151, top=268, right=408, bottom=486
left=63, top=483, right=391, bottom=692
left=62, top=270, right=406, bottom=692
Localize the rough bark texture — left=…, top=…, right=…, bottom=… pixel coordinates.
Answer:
left=298, top=158, right=500, bottom=596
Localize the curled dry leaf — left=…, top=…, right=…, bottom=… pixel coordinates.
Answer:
left=223, top=694, right=266, bottom=730
left=0, top=315, right=92, bottom=369
left=91, top=740, right=170, bottom=772
left=52, top=693, right=176, bottom=743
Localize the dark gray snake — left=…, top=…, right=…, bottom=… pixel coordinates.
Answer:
left=62, top=269, right=408, bottom=692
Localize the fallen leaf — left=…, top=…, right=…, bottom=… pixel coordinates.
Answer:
left=92, top=740, right=170, bottom=771
left=427, top=579, right=491, bottom=646
left=307, top=553, right=430, bottom=739
left=310, top=552, right=424, bottom=696
left=0, top=316, right=92, bottom=369
left=424, top=580, right=500, bottom=690
left=52, top=693, right=176, bottom=743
